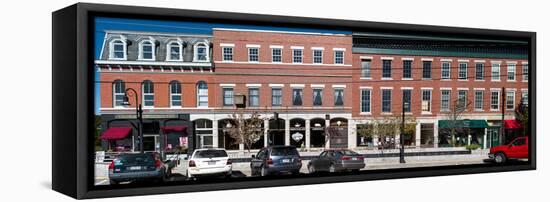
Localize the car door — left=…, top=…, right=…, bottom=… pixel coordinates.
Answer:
left=250, top=149, right=265, bottom=172
left=508, top=138, right=525, bottom=158
left=513, top=138, right=528, bottom=158
left=320, top=151, right=333, bottom=171
left=311, top=151, right=326, bottom=170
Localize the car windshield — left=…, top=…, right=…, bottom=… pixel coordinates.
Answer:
left=271, top=147, right=298, bottom=156
left=118, top=154, right=155, bottom=165
left=194, top=150, right=228, bottom=158
left=336, top=150, right=359, bottom=156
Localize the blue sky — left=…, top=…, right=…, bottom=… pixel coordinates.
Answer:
left=94, top=17, right=351, bottom=114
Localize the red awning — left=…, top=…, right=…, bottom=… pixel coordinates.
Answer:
left=100, top=127, right=132, bottom=140
left=161, top=126, right=187, bottom=133
left=504, top=120, right=522, bottom=129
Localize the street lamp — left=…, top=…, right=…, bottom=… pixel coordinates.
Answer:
left=400, top=101, right=409, bottom=164
left=122, top=88, right=144, bottom=153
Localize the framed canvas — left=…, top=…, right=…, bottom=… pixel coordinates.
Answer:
left=52, top=3, right=536, bottom=199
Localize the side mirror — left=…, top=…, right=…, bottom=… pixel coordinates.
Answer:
left=251, top=155, right=256, bottom=159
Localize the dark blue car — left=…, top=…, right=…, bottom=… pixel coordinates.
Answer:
left=250, top=146, right=302, bottom=177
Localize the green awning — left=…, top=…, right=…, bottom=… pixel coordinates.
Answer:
left=438, top=120, right=488, bottom=129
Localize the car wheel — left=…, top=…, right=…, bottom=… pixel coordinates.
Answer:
left=292, top=170, right=300, bottom=175
left=329, top=164, right=336, bottom=173
left=351, top=169, right=360, bottom=173
left=109, top=180, right=118, bottom=185
left=308, top=165, right=315, bottom=174
left=495, top=152, right=507, bottom=163
left=261, top=166, right=268, bottom=177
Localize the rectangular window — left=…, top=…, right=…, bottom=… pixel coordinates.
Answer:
left=475, top=63, right=484, bottom=80
left=490, top=91, right=500, bottom=110
left=382, top=60, right=392, bottom=78
left=222, top=47, right=233, bottom=61
left=248, top=48, right=259, bottom=62
left=142, top=45, right=153, bottom=59
left=507, top=63, right=516, bottom=81
left=113, top=82, right=125, bottom=107
left=361, top=60, right=371, bottom=78
left=197, top=87, right=208, bottom=107
left=313, top=89, right=323, bottom=106
left=421, top=89, right=432, bottom=112
left=474, top=90, right=483, bottom=110
left=441, top=62, right=451, bottom=80
left=441, top=90, right=451, bottom=111
left=506, top=91, right=515, bottom=110
left=491, top=63, right=501, bottom=81
left=223, top=88, right=234, bottom=106
left=458, top=90, right=468, bottom=111
left=248, top=88, right=259, bottom=107
left=113, top=43, right=125, bottom=59
left=170, top=83, right=181, bottom=107
left=169, top=46, right=180, bottom=60
left=381, top=89, right=392, bottom=112
left=403, top=60, right=412, bottom=79
left=293, top=49, right=303, bottom=63
left=459, top=62, right=468, bottom=80
left=272, top=48, right=282, bottom=62
left=360, top=89, right=371, bottom=113
left=292, top=88, right=303, bottom=106
left=402, top=89, right=412, bottom=112
left=272, top=88, right=282, bottom=106
left=334, top=50, right=344, bottom=64
left=522, top=90, right=528, bottom=105
left=422, top=61, right=432, bottom=79
left=522, top=64, right=529, bottom=82
left=334, top=88, right=344, bottom=106
left=313, top=50, right=323, bottom=64
left=142, top=82, right=154, bottom=107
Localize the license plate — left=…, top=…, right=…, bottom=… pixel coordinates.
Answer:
left=208, top=161, right=216, bottom=165
left=128, top=166, right=141, bottom=170
left=282, top=159, right=290, bottom=163
left=352, top=157, right=358, bottom=160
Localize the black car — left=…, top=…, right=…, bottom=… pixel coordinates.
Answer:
left=108, top=153, right=173, bottom=185
left=250, top=146, right=302, bottom=176
left=307, top=149, right=365, bottom=173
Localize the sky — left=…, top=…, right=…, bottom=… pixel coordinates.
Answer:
left=94, top=17, right=351, bottom=114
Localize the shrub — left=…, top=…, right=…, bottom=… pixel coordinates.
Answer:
left=465, top=144, right=481, bottom=150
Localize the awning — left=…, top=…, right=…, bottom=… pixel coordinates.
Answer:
left=161, top=126, right=187, bottom=133
left=438, top=120, right=489, bottom=129
left=100, top=127, right=132, bottom=140
left=504, top=120, right=522, bottom=129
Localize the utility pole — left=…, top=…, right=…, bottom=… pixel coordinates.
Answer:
left=500, top=87, right=506, bottom=146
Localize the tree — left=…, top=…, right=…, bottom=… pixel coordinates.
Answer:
left=224, top=111, right=265, bottom=153
left=515, top=101, right=529, bottom=135
left=440, top=97, right=472, bottom=146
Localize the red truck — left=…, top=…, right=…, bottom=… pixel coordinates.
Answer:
left=489, top=136, right=529, bottom=163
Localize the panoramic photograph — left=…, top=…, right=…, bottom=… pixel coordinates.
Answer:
left=92, top=16, right=530, bottom=186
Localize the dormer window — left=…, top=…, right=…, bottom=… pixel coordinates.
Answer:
left=109, top=39, right=126, bottom=60
left=166, top=41, right=183, bottom=61
left=138, top=40, right=155, bottom=60
left=193, top=42, right=209, bottom=62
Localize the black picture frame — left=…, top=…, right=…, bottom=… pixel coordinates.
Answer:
left=52, top=3, right=536, bottom=199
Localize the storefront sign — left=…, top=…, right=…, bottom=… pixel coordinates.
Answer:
left=114, top=114, right=179, bottom=119
left=292, top=132, right=304, bottom=141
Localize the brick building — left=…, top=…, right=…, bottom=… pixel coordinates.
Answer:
left=96, top=28, right=528, bottom=153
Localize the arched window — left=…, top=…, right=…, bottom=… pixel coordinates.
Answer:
left=112, top=80, right=125, bottom=107
left=109, top=39, right=126, bottom=60
left=196, top=81, right=208, bottom=107
left=169, top=80, right=182, bottom=107
left=139, top=40, right=155, bottom=60
left=142, top=80, right=154, bottom=107
left=193, top=42, right=209, bottom=62
left=166, top=41, right=182, bottom=61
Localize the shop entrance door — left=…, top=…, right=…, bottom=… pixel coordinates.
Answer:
left=487, top=128, right=500, bottom=147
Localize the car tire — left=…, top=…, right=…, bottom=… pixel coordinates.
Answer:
left=495, top=152, right=507, bottom=163
left=292, top=170, right=300, bottom=175
left=308, top=165, right=315, bottom=174
left=329, top=164, right=336, bottom=173
left=261, top=166, right=268, bottom=177
left=351, top=169, right=360, bottom=173
left=109, top=180, right=118, bottom=185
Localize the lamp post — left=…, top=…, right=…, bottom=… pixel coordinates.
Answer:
left=122, top=88, right=144, bottom=153
left=400, top=100, right=409, bottom=164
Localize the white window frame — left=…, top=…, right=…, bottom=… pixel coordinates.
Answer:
left=381, top=89, right=392, bottom=113
left=138, top=40, right=155, bottom=61
left=312, top=49, right=323, bottom=64
left=360, top=59, right=372, bottom=79
left=474, top=90, right=484, bottom=111
left=490, top=90, right=500, bottom=111
left=222, top=46, right=234, bottom=62
left=334, top=50, right=344, bottom=64
left=196, top=81, right=209, bottom=108
left=475, top=62, right=485, bottom=81
left=193, top=42, right=210, bottom=62
left=166, top=41, right=183, bottom=61
left=491, top=62, right=501, bottom=81
left=222, top=87, right=234, bottom=106
left=421, top=89, right=432, bottom=113
left=142, top=81, right=155, bottom=108
left=169, top=81, right=182, bottom=108
left=113, top=80, right=126, bottom=108
left=441, top=61, right=451, bottom=80
left=248, top=47, right=259, bottom=62
left=360, top=88, right=372, bottom=114
left=458, top=62, right=468, bottom=80
left=292, top=47, right=303, bottom=64
left=109, top=39, right=127, bottom=60
left=507, top=63, right=516, bottom=81
left=522, top=63, right=528, bottom=82
left=248, top=87, right=260, bottom=107
left=271, top=48, right=282, bottom=63
left=457, top=89, right=468, bottom=111
left=506, top=90, right=516, bottom=110
left=440, top=89, right=451, bottom=112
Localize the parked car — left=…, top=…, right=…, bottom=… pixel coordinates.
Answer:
left=108, top=152, right=172, bottom=185
left=250, top=146, right=302, bottom=176
left=307, top=149, right=365, bottom=173
left=489, top=136, right=529, bottom=163
left=183, top=148, right=232, bottom=179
